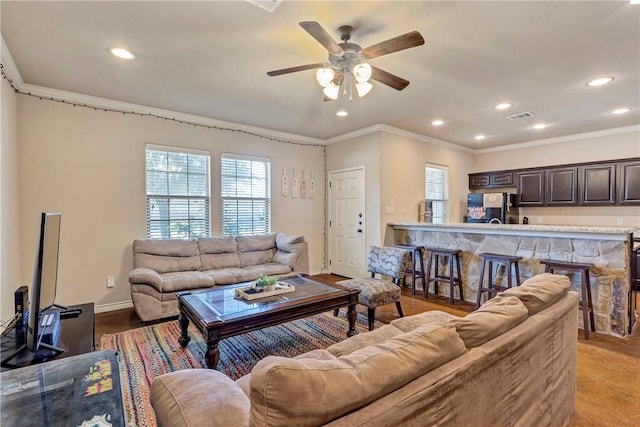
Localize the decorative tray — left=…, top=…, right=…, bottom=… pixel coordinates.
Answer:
left=234, top=282, right=295, bottom=300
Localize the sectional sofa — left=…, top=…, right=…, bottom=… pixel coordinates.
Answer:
left=150, top=273, right=578, bottom=426
left=128, top=233, right=309, bottom=321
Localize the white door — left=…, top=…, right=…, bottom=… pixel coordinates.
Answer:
left=328, top=167, right=366, bottom=278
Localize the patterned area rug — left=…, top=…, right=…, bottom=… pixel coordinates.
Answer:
left=100, top=311, right=377, bottom=427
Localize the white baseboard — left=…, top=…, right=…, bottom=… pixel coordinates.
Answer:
left=95, top=300, right=133, bottom=314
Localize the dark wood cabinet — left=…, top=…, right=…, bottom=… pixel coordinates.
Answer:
left=517, top=171, right=544, bottom=206
left=470, top=157, right=639, bottom=207
left=469, top=174, right=490, bottom=188
left=618, top=160, right=640, bottom=205
left=579, top=164, right=616, bottom=205
left=469, top=171, right=514, bottom=189
left=490, top=172, right=514, bottom=187
left=545, top=167, right=578, bottom=205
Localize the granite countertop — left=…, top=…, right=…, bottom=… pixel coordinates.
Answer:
left=388, top=222, right=636, bottom=235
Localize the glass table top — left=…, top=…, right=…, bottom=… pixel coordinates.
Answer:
left=182, top=275, right=341, bottom=318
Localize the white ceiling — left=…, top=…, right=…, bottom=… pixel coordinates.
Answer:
left=2, top=1, right=639, bottom=149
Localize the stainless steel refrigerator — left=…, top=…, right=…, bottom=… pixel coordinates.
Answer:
left=466, top=193, right=519, bottom=224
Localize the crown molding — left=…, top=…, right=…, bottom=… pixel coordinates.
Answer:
left=475, top=124, right=640, bottom=154
left=326, top=123, right=474, bottom=153
left=17, top=82, right=326, bottom=146
left=1, top=35, right=24, bottom=88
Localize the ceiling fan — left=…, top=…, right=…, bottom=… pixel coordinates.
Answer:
left=267, top=21, right=425, bottom=100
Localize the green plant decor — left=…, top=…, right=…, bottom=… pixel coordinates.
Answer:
left=255, top=274, right=278, bottom=288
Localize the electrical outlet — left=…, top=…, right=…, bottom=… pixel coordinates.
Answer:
left=107, top=275, right=115, bottom=288
left=616, top=218, right=623, bottom=226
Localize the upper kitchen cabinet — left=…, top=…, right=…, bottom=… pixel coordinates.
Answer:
left=516, top=170, right=544, bottom=206
left=579, top=163, right=616, bottom=205
left=468, top=171, right=514, bottom=189
left=618, top=160, right=640, bottom=205
left=545, top=167, right=578, bottom=205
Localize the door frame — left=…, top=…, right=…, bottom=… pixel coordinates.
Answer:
left=327, top=166, right=366, bottom=278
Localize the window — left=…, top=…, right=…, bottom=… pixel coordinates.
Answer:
left=145, top=145, right=210, bottom=239
left=425, top=163, right=449, bottom=224
left=221, top=154, right=271, bottom=236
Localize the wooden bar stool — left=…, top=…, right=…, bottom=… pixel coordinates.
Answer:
left=540, top=259, right=595, bottom=340
left=476, top=253, right=522, bottom=307
left=425, top=247, right=464, bottom=304
left=395, top=244, right=426, bottom=295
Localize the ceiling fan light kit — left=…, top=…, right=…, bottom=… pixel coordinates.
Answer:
left=267, top=21, right=425, bottom=103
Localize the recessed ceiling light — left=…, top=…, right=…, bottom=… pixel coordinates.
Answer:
left=533, top=123, right=548, bottom=130
left=611, top=107, right=631, bottom=115
left=586, top=76, right=613, bottom=87
left=495, top=103, right=512, bottom=110
left=336, top=110, right=348, bottom=117
left=431, top=119, right=444, bottom=126
left=474, top=134, right=486, bottom=140
left=109, top=47, right=135, bottom=60
left=630, top=0, right=640, bottom=5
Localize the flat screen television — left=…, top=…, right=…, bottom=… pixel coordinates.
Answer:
left=25, top=212, right=65, bottom=354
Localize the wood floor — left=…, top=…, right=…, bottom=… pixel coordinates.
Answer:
left=95, top=274, right=640, bottom=426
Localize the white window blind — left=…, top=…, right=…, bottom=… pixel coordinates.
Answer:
left=425, top=163, right=449, bottom=224
left=145, top=145, right=210, bottom=239
left=221, top=154, right=271, bottom=236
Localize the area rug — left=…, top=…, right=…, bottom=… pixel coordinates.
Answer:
left=100, top=311, right=377, bottom=427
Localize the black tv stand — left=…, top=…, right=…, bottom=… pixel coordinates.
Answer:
left=1, top=303, right=94, bottom=371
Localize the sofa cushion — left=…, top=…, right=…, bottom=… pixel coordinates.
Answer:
left=133, top=239, right=201, bottom=274
left=242, top=263, right=292, bottom=277
left=249, top=323, right=466, bottom=427
left=161, top=271, right=214, bottom=292
left=236, top=350, right=337, bottom=400
left=198, top=237, right=240, bottom=270
left=390, top=310, right=460, bottom=333
left=151, top=369, right=250, bottom=427
left=497, top=273, right=571, bottom=315
left=204, top=268, right=256, bottom=286
left=236, top=233, right=277, bottom=252
left=449, top=296, right=528, bottom=348
left=327, top=324, right=404, bottom=357
left=238, top=249, right=275, bottom=267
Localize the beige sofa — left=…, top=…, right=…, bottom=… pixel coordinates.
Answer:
left=150, top=273, right=578, bottom=427
left=128, top=233, right=309, bottom=321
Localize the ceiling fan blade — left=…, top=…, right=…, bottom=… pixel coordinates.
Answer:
left=362, top=31, right=425, bottom=59
left=370, top=66, right=410, bottom=90
left=267, top=63, right=324, bottom=77
left=299, top=21, right=344, bottom=55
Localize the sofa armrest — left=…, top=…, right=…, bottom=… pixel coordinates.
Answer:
left=151, top=370, right=250, bottom=427
left=129, top=268, right=164, bottom=292
left=274, top=233, right=309, bottom=274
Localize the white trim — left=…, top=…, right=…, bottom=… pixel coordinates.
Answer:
left=1, top=36, right=24, bottom=87
left=475, top=125, right=640, bottom=154
left=17, top=83, right=326, bottom=146
left=325, top=123, right=475, bottom=153
left=94, top=300, right=134, bottom=314
left=146, top=143, right=210, bottom=156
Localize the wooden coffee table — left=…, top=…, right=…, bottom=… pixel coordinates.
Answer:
left=176, top=275, right=360, bottom=369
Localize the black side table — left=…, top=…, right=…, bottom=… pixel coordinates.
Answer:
left=1, top=302, right=95, bottom=370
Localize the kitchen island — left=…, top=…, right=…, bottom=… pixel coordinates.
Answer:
left=386, top=222, right=636, bottom=337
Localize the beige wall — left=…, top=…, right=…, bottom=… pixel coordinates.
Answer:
left=326, top=129, right=475, bottom=267
left=380, top=132, right=474, bottom=230
left=15, top=96, right=325, bottom=311
left=325, top=132, right=381, bottom=252
left=1, top=75, right=22, bottom=321
left=473, top=130, right=640, bottom=227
